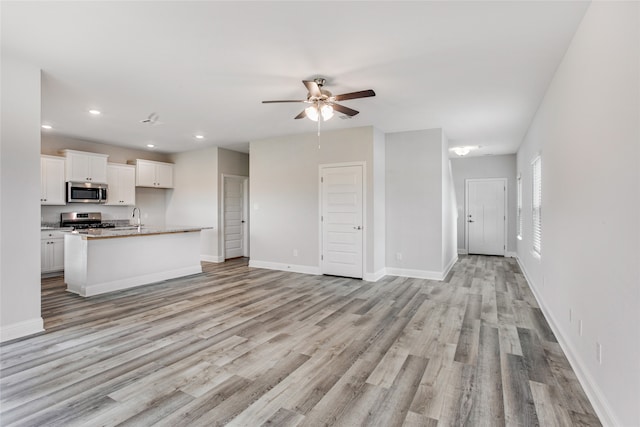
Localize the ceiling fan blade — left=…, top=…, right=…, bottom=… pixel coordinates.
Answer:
left=294, top=110, right=307, bottom=120
left=332, top=103, right=359, bottom=117
left=334, top=89, right=376, bottom=101
left=303, top=80, right=322, bottom=98
left=262, top=100, right=305, bottom=104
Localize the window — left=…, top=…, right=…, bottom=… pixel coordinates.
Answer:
left=517, top=174, right=522, bottom=239
left=532, top=156, right=542, bottom=255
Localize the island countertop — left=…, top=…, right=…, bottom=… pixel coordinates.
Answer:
left=70, top=226, right=212, bottom=239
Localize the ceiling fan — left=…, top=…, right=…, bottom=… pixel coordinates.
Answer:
left=262, top=78, right=375, bottom=122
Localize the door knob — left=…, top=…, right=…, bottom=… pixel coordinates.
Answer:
left=468, top=220, right=475, bottom=223
left=354, top=226, right=362, bottom=230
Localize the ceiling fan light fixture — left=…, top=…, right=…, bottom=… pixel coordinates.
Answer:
left=305, top=105, right=319, bottom=122
left=320, top=104, right=334, bottom=121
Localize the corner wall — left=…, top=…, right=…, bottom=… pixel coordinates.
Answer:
left=516, top=3, right=639, bottom=425
left=0, top=56, right=43, bottom=342
left=167, top=147, right=219, bottom=261
left=441, top=132, right=457, bottom=272
left=385, top=129, right=447, bottom=278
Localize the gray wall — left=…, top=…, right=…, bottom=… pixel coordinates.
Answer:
left=249, top=126, right=380, bottom=276
left=451, top=154, right=517, bottom=253
left=516, top=3, right=639, bottom=425
left=1, top=56, right=43, bottom=341
left=385, top=129, right=447, bottom=274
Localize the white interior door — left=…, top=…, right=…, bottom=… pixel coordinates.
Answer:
left=224, top=176, right=248, bottom=259
left=321, top=165, right=363, bottom=279
left=466, top=179, right=506, bottom=256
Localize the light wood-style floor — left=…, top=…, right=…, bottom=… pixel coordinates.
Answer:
left=0, top=256, right=600, bottom=426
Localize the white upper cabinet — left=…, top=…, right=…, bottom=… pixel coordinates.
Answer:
left=40, top=155, right=66, bottom=205
left=105, top=163, right=136, bottom=205
left=131, top=159, right=174, bottom=188
left=62, top=149, right=108, bottom=183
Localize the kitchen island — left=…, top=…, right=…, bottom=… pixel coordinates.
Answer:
left=64, top=226, right=209, bottom=296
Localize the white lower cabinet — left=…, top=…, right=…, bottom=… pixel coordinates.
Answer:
left=41, top=230, right=65, bottom=274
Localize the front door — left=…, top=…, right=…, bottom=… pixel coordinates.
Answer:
left=466, top=178, right=506, bottom=256
left=224, top=176, right=248, bottom=259
left=321, top=165, right=363, bottom=279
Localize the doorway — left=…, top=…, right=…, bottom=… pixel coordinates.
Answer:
left=465, top=178, right=507, bottom=256
left=222, top=175, right=249, bottom=259
left=320, top=164, right=364, bottom=279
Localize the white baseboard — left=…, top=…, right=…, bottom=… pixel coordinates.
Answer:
left=76, top=265, right=203, bottom=297
left=248, top=260, right=321, bottom=276
left=0, top=317, right=44, bottom=343
left=363, top=269, right=386, bottom=282
left=442, top=254, right=458, bottom=279
left=201, top=255, right=224, bottom=263
left=515, top=256, right=619, bottom=427
left=457, top=248, right=468, bottom=255
left=505, top=251, right=517, bottom=258
left=385, top=267, right=444, bottom=281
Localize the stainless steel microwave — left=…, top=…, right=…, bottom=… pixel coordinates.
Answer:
left=66, top=182, right=108, bottom=203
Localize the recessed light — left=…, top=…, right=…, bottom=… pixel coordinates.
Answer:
left=194, top=134, right=204, bottom=140
left=146, top=144, right=155, bottom=148
left=89, top=109, right=101, bottom=115
left=41, top=124, right=52, bottom=130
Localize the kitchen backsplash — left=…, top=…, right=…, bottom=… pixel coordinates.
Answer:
left=41, top=187, right=167, bottom=227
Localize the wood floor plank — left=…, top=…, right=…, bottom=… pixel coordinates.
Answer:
left=0, top=256, right=601, bottom=426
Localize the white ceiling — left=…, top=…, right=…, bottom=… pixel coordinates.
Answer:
left=2, top=1, right=589, bottom=155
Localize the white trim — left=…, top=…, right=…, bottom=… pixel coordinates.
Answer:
left=201, top=255, right=224, bottom=263
left=464, top=178, right=508, bottom=256
left=457, top=248, right=468, bottom=255
left=515, top=256, right=618, bottom=427
left=221, top=174, right=249, bottom=261
left=363, top=269, right=386, bottom=282
left=319, top=162, right=367, bottom=279
left=69, top=265, right=203, bottom=297
left=0, top=317, right=45, bottom=343
left=386, top=267, right=444, bottom=281
left=442, top=254, right=458, bottom=279
left=505, top=251, right=517, bottom=258
left=248, top=260, right=321, bottom=276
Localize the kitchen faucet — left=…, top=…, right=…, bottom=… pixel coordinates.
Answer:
left=132, top=207, right=141, bottom=227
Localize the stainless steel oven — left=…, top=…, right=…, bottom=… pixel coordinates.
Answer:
left=66, top=182, right=107, bottom=204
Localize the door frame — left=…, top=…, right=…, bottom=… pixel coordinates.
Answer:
left=464, top=177, right=507, bottom=256
left=318, top=162, right=367, bottom=277
left=221, top=174, right=249, bottom=260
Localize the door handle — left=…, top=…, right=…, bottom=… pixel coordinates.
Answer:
left=354, top=226, right=362, bottom=230
left=468, top=220, right=475, bottom=223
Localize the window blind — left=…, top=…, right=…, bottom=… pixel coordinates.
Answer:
left=532, top=157, right=542, bottom=255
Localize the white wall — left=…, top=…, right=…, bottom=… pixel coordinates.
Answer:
left=440, top=132, right=457, bottom=272
left=516, top=3, right=639, bottom=426
left=372, top=128, right=386, bottom=278
left=249, top=126, right=379, bottom=275
left=166, top=147, right=219, bottom=261
left=451, top=154, right=517, bottom=254
left=385, top=129, right=446, bottom=277
left=0, top=56, right=43, bottom=342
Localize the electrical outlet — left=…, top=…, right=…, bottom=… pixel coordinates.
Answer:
left=569, top=309, right=572, bottom=323
left=396, top=252, right=402, bottom=261
left=596, top=342, right=602, bottom=364
left=293, top=249, right=298, bottom=257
